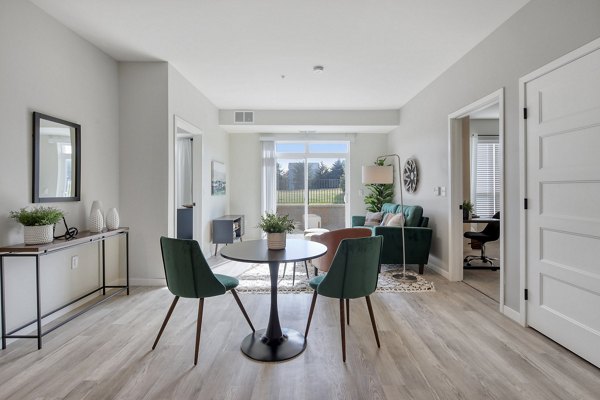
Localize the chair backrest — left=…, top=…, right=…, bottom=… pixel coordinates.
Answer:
left=311, top=228, right=373, bottom=272
left=160, top=236, right=226, bottom=298
left=317, top=236, right=383, bottom=299
left=481, top=212, right=500, bottom=241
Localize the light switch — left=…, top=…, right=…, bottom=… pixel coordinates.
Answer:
left=441, top=186, right=446, bottom=197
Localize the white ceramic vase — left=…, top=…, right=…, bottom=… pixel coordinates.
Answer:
left=106, top=208, right=120, bottom=230
left=89, top=209, right=104, bottom=233
left=267, top=232, right=286, bottom=250
left=24, top=225, right=54, bottom=245
left=90, top=200, right=104, bottom=228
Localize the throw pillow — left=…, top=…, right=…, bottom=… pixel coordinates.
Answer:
left=380, top=213, right=395, bottom=226
left=364, top=211, right=383, bottom=226
left=386, top=213, right=405, bottom=227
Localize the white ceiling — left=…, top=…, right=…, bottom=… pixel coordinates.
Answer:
left=31, top=0, right=529, bottom=110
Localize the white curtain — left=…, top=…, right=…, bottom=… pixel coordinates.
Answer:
left=176, top=138, right=193, bottom=207
left=261, top=140, right=277, bottom=215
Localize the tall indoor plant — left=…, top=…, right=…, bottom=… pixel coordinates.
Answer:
left=258, top=212, right=295, bottom=250
left=9, top=206, right=64, bottom=244
left=363, top=159, right=394, bottom=212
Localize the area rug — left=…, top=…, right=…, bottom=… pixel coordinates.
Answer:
left=234, top=263, right=435, bottom=294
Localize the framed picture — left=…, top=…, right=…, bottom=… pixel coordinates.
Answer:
left=211, top=161, right=226, bottom=195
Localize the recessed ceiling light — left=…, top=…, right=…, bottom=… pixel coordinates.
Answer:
left=313, top=65, right=324, bottom=74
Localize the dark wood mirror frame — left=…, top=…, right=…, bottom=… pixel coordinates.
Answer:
left=33, top=112, right=81, bottom=203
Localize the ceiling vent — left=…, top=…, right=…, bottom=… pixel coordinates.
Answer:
left=234, top=111, right=254, bottom=124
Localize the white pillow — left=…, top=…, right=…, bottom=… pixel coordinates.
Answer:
left=386, top=213, right=405, bottom=227
left=380, top=213, right=395, bottom=226
left=364, top=211, right=383, bottom=226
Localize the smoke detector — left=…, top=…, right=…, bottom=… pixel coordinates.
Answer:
left=313, top=65, right=324, bottom=74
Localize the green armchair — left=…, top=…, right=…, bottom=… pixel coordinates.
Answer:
left=352, top=203, right=432, bottom=274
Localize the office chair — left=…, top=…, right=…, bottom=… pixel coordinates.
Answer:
left=464, top=212, right=500, bottom=270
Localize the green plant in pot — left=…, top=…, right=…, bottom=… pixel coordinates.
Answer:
left=9, top=206, right=64, bottom=245
left=462, top=200, right=474, bottom=221
left=258, top=212, right=295, bottom=250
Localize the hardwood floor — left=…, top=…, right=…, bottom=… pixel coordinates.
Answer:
left=0, top=271, right=599, bottom=400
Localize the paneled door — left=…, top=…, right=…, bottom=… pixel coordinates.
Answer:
left=525, top=44, right=600, bottom=367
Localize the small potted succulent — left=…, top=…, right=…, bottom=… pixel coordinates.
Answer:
left=462, top=200, right=474, bottom=221
left=258, top=212, right=295, bottom=250
left=9, top=206, right=64, bottom=245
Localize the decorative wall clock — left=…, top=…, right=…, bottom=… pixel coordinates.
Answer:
left=403, top=158, right=418, bottom=193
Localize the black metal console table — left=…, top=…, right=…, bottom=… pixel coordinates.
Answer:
left=0, top=228, right=129, bottom=349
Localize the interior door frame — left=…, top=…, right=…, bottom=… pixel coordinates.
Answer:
left=447, top=88, right=505, bottom=311
left=173, top=116, right=203, bottom=246
left=519, top=36, right=600, bottom=328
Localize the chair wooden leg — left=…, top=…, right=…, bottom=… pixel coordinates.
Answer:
left=346, top=298, right=350, bottom=325
left=419, top=264, right=424, bottom=274
left=152, top=295, right=179, bottom=350
left=365, top=295, right=380, bottom=348
left=305, top=291, right=318, bottom=337
left=340, top=299, right=346, bottom=362
left=230, top=289, right=255, bottom=332
left=194, top=298, right=204, bottom=365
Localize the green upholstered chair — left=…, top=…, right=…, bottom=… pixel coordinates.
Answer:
left=304, top=236, right=384, bottom=362
left=152, top=237, right=255, bottom=365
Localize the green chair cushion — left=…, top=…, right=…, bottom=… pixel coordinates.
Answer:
left=214, top=274, right=239, bottom=291
left=309, top=275, right=325, bottom=290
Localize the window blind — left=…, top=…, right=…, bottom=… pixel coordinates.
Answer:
left=471, top=135, right=500, bottom=218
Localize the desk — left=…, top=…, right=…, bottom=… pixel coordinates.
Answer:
left=220, top=239, right=326, bottom=362
left=0, top=228, right=129, bottom=349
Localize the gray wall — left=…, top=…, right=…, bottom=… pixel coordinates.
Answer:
left=388, top=0, right=600, bottom=311
left=0, top=0, right=122, bottom=330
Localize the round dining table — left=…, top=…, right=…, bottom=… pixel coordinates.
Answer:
left=220, top=239, right=327, bottom=362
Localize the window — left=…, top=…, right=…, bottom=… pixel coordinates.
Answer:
left=471, top=135, right=500, bottom=218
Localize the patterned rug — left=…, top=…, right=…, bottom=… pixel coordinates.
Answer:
left=234, top=263, right=435, bottom=294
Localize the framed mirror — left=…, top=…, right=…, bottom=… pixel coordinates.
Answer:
left=33, top=112, right=81, bottom=203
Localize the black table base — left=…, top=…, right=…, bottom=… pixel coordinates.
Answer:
left=241, top=328, right=306, bottom=362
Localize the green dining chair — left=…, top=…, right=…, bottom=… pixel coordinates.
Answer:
left=304, top=235, right=383, bottom=362
left=152, top=237, right=255, bottom=365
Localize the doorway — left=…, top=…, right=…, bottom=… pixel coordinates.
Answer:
left=448, top=89, right=505, bottom=309
left=173, top=116, right=202, bottom=244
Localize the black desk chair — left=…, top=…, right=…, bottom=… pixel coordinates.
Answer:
left=464, top=212, right=500, bottom=270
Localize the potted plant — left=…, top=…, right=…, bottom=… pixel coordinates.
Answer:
left=258, top=212, right=295, bottom=250
left=9, top=206, right=64, bottom=245
left=462, top=200, right=474, bottom=221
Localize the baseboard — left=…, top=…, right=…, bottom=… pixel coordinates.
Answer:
left=425, top=262, right=450, bottom=280
left=130, top=277, right=167, bottom=286
left=502, top=305, right=523, bottom=325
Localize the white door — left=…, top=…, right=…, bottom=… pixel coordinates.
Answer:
left=525, top=46, right=600, bottom=366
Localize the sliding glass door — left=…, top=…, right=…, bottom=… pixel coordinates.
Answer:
left=275, top=142, right=348, bottom=232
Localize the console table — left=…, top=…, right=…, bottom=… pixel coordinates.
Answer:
left=0, top=228, right=129, bottom=349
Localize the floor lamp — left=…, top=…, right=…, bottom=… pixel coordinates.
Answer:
left=362, top=154, right=417, bottom=282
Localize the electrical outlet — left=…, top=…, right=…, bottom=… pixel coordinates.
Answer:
left=71, top=255, right=79, bottom=269
left=358, top=189, right=364, bottom=196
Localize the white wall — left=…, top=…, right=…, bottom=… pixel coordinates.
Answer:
left=388, top=0, right=600, bottom=311
left=228, top=132, right=388, bottom=239
left=119, top=62, right=169, bottom=284
left=167, top=65, right=229, bottom=256
left=0, top=0, right=122, bottom=330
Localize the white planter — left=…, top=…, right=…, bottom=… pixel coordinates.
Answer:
left=267, top=232, right=286, bottom=250
left=106, top=208, right=120, bottom=230
left=24, top=225, right=54, bottom=245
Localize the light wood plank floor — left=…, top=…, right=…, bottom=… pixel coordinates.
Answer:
left=0, top=271, right=599, bottom=400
